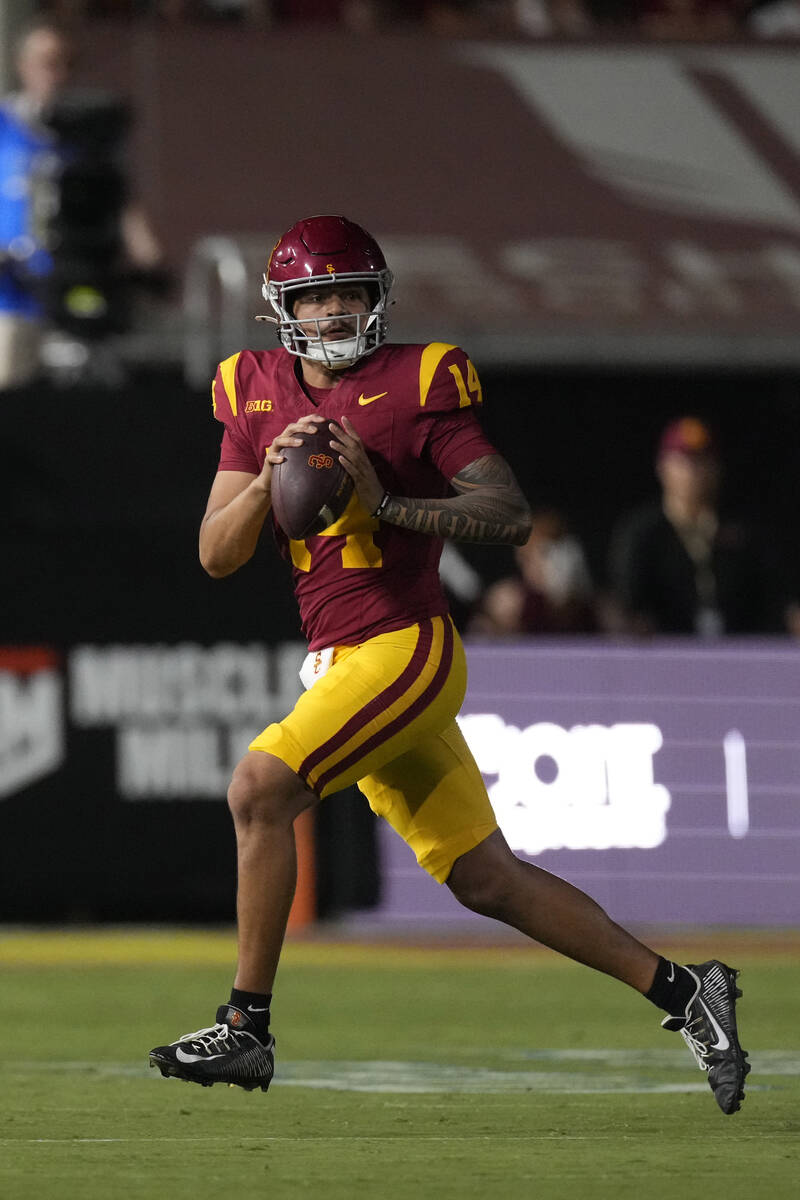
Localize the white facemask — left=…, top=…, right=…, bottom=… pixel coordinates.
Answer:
left=296, top=313, right=378, bottom=368
left=258, top=271, right=392, bottom=366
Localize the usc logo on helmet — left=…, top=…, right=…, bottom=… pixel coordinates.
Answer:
left=326, top=263, right=335, bottom=274
left=308, top=453, right=334, bottom=470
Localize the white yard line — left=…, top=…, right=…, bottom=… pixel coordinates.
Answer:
left=3, top=1051, right=795, bottom=1095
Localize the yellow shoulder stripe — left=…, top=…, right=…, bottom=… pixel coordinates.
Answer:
left=419, top=342, right=457, bottom=407
left=219, top=352, right=242, bottom=418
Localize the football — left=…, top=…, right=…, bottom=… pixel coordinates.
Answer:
left=270, top=426, right=354, bottom=539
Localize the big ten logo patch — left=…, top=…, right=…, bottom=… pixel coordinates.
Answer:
left=308, top=453, right=334, bottom=470
left=0, top=648, right=65, bottom=798
left=244, top=399, right=273, bottom=413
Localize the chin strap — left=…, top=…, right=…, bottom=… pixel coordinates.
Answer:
left=300, top=331, right=366, bottom=368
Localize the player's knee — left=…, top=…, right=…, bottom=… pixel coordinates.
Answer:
left=446, top=830, right=520, bottom=919
left=446, top=864, right=515, bottom=920
left=227, top=752, right=308, bottom=828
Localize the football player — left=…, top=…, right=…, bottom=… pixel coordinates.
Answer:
left=149, top=215, right=748, bottom=1114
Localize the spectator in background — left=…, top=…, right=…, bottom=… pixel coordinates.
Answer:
left=343, top=0, right=423, bottom=27
left=501, top=0, right=595, bottom=35
left=0, top=20, right=162, bottom=390
left=275, top=0, right=415, bottom=24
left=608, top=416, right=787, bottom=637
left=634, top=0, right=742, bottom=39
left=423, top=0, right=498, bottom=33
left=745, top=0, right=800, bottom=35
left=471, top=508, right=597, bottom=635
left=0, top=21, right=72, bottom=387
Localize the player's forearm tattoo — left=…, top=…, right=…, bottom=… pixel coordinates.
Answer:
left=381, top=455, right=532, bottom=545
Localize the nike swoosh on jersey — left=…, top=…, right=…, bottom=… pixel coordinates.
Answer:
left=358, top=391, right=388, bottom=405
left=175, top=1047, right=226, bottom=1064
left=698, top=998, right=730, bottom=1050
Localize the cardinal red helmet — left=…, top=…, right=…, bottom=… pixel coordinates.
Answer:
left=261, top=215, right=393, bottom=367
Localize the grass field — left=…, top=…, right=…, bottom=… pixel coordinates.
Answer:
left=1, top=927, right=798, bottom=1200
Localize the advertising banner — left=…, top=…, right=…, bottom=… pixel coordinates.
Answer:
left=3, top=637, right=799, bottom=926
left=373, top=640, right=800, bottom=928
left=0, top=640, right=303, bottom=921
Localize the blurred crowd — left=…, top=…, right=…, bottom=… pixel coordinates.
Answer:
left=454, top=416, right=800, bottom=641
left=35, top=0, right=800, bottom=40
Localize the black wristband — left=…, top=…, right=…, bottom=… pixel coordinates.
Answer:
left=371, top=492, right=391, bottom=519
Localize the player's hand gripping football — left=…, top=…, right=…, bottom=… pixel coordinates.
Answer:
left=261, top=414, right=327, bottom=487
left=328, top=417, right=385, bottom=516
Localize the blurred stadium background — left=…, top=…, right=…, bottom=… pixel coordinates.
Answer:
left=2, top=0, right=799, bottom=930
left=1, top=6, right=800, bottom=1196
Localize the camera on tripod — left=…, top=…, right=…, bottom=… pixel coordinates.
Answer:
left=30, top=89, right=132, bottom=338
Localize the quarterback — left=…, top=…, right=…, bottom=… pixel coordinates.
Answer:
left=149, top=215, right=748, bottom=1114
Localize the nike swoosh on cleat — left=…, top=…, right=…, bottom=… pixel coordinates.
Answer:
left=667, top=963, right=676, bottom=982
left=175, top=1048, right=226, bottom=1064
left=247, top=1005, right=268, bottom=1013
left=698, top=998, right=730, bottom=1051
left=358, top=392, right=388, bottom=405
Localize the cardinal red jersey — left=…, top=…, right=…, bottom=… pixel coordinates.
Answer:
left=211, top=342, right=497, bottom=649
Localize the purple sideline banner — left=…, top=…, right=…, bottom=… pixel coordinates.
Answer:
left=370, top=641, right=800, bottom=929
